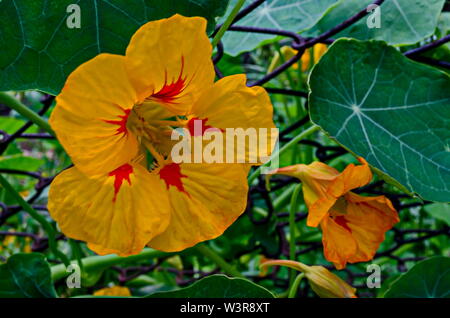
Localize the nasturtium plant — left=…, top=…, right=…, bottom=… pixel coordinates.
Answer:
left=0, top=0, right=449, bottom=302
left=309, top=39, right=450, bottom=202
left=0, top=0, right=229, bottom=95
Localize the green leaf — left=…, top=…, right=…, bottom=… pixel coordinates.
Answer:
left=221, top=0, right=338, bottom=56
left=424, top=203, right=450, bottom=226
left=146, top=274, right=275, bottom=298
left=0, top=0, right=229, bottom=95
left=0, top=253, right=57, bottom=298
left=309, top=39, right=450, bottom=202
left=304, top=0, right=445, bottom=45
left=384, top=256, right=450, bottom=298
left=0, top=155, right=45, bottom=171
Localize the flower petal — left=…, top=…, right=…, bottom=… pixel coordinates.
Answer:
left=51, top=54, right=139, bottom=176
left=190, top=74, right=276, bottom=164
left=270, top=162, right=339, bottom=227
left=320, top=216, right=357, bottom=270
left=48, top=165, right=170, bottom=256
left=327, top=157, right=373, bottom=198
left=126, top=14, right=214, bottom=115
left=148, top=162, right=249, bottom=251
left=344, top=192, right=399, bottom=263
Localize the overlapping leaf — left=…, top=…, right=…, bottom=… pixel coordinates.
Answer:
left=304, top=0, right=445, bottom=45
left=221, top=0, right=338, bottom=56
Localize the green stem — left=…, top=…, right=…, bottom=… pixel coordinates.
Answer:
left=0, top=174, right=69, bottom=266
left=248, top=125, right=320, bottom=183
left=194, top=244, right=244, bottom=278
left=289, top=183, right=302, bottom=286
left=211, top=0, right=245, bottom=48
left=51, top=248, right=169, bottom=281
left=0, top=92, right=54, bottom=136
left=288, top=273, right=305, bottom=298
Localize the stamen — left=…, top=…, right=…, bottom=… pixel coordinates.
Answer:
left=142, top=139, right=165, bottom=164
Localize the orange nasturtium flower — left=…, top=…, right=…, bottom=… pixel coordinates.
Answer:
left=268, top=158, right=399, bottom=269
left=48, top=15, right=275, bottom=256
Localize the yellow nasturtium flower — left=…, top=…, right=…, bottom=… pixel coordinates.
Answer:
left=93, top=286, right=131, bottom=297
left=48, top=15, right=275, bottom=256
left=268, top=158, right=399, bottom=269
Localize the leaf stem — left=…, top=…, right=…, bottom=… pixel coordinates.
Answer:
left=0, top=174, right=69, bottom=266
left=194, top=244, right=244, bottom=278
left=0, top=92, right=55, bottom=136
left=248, top=125, right=320, bottom=183
left=211, top=0, right=246, bottom=48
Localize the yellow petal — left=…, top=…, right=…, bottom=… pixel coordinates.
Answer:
left=148, top=162, right=249, bottom=251
left=344, top=192, right=399, bottom=263
left=51, top=54, right=139, bottom=176
left=188, top=74, right=276, bottom=165
left=93, top=286, right=131, bottom=297
left=126, top=14, right=215, bottom=115
left=48, top=165, right=170, bottom=256
left=320, top=216, right=357, bottom=270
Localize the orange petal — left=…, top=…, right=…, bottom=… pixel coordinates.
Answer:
left=268, top=162, right=339, bottom=227
left=320, top=216, right=357, bottom=270
left=51, top=54, right=139, bottom=176
left=344, top=192, right=399, bottom=263
left=148, top=162, right=249, bottom=251
left=327, top=157, right=372, bottom=198
left=48, top=165, right=170, bottom=256
left=126, top=14, right=214, bottom=115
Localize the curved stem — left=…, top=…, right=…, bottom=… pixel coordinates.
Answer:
left=194, top=244, right=244, bottom=278
left=288, top=273, right=305, bottom=298
left=0, top=174, right=69, bottom=266
left=0, top=92, right=54, bottom=136
left=211, top=0, right=246, bottom=48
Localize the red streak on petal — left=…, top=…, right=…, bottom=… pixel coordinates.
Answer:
left=151, top=56, right=187, bottom=104
left=108, top=163, right=133, bottom=202
left=334, top=215, right=352, bottom=233
left=104, top=108, right=131, bottom=136
left=187, top=117, right=221, bottom=137
left=159, top=163, right=188, bottom=194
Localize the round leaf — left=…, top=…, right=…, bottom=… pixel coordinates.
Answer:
left=309, top=39, right=450, bottom=202
left=384, top=257, right=450, bottom=298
